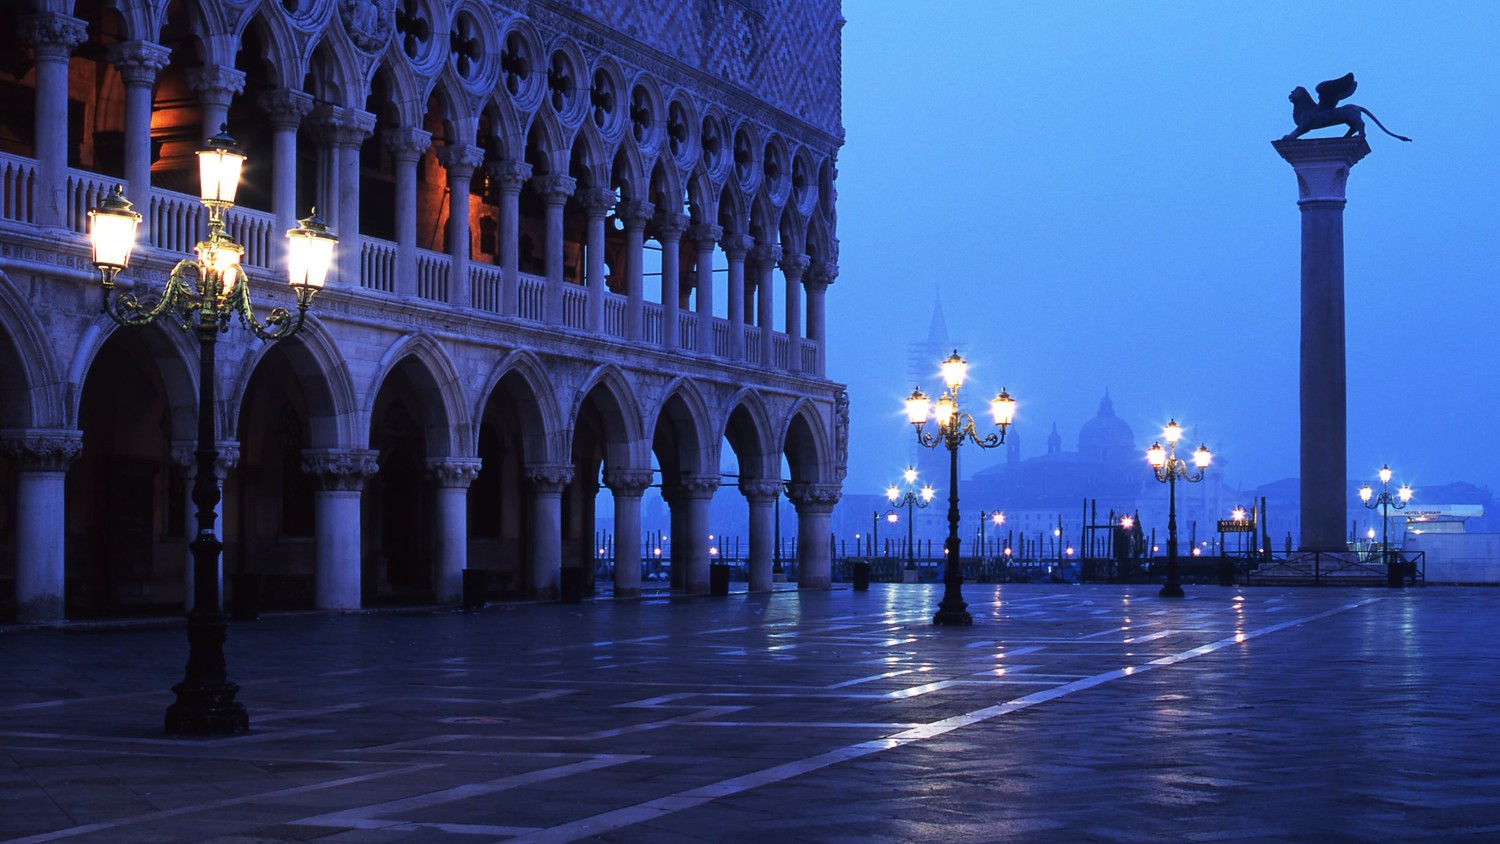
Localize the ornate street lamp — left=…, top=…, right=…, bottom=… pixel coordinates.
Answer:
left=1359, top=464, right=1413, bottom=588
left=1145, top=419, right=1211, bottom=599
left=88, top=128, right=336, bottom=735
left=904, top=350, right=1015, bottom=625
left=886, top=466, right=934, bottom=570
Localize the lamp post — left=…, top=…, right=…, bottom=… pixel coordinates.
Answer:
left=1145, top=419, right=1212, bottom=599
left=978, top=510, right=1004, bottom=556
left=884, top=510, right=898, bottom=557
left=886, top=466, right=934, bottom=570
left=88, top=128, right=337, bottom=735
left=1359, top=464, right=1413, bottom=588
left=904, top=351, right=1016, bottom=625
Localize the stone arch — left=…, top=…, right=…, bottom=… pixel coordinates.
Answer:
left=721, top=388, right=776, bottom=483
left=648, top=378, right=714, bottom=479
left=717, top=180, right=748, bottom=236
left=607, top=132, right=647, bottom=199
left=524, top=107, right=568, bottom=176
left=478, top=95, right=526, bottom=162
left=363, top=333, right=467, bottom=457
left=472, top=350, right=564, bottom=466
left=568, top=121, right=611, bottom=190
left=67, top=316, right=198, bottom=440
left=777, top=203, right=806, bottom=258
left=781, top=399, right=831, bottom=486
left=242, top=6, right=305, bottom=91
left=0, top=271, right=63, bottom=428
left=224, top=318, right=359, bottom=449
left=586, top=55, right=629, bottom=145
left=572, top=364, right=647, bottom=471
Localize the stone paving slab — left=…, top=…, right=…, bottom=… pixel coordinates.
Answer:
left=2, top=584, right=1499, bottom=843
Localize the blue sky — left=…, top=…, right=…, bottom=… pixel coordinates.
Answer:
left=829, top=1, right=1500, bottom=500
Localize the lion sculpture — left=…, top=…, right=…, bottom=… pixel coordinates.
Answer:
left=1281, top=73, right=1411, bottom=142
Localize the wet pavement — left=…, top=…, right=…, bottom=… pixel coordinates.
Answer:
left=3, top=583, right=1498, bottom=843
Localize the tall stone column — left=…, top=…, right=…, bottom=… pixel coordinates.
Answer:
left=532, top=175, right=576, bottom=325
left=107, top=41, right=172, bottom=214
left=749, top=244, right=780, bottom=367
left=576, top=187, right=615, bottom=332
left=302, top=449, right=380, bottom=610
left=781, top=254, right=808, bottom=372
left=1, top=430, right=82, bottom=623
left=426, top=458, right=482, bottom=605
left=486, top=160, right=531, bottom=316
left=173, top=441, right=239, bottom=612
left=185, top=66, right=247, bottom=143
left=617, top=199, right=655, bottom=341
left=1273, top=137, right=1370, bottom=551
left=21, top=13, right=86, bottom=229
left=805, top=261, right=837, bottom=377
left=436, top=144, right=484, bottom=309
left=656, top=212, right=689, bottom=350
left=740, top=479, right=780, bottom=592
left=721, top=233, right=753, bottom=360
left=689, top=223, right=722, bottom=355
left=787, top=483, right=841, bottom=589
left=385, top=128, right=432, bottom=299
left=526, top=465, right=572, bottom=600
left=675, top=475, right=718, bottom=594
left=604, top=469, right=652, bottom=599
left=257, top=89, right=314, bottom=231
left=311, top=107, right=375, bottom=290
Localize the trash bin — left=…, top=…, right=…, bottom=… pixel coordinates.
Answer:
left=710, top=563, right=730, bottom=595
left=560, top=567, right=584, bottom=603
left=852, top=561, right=870, bottom=591
left=462, top=568, right=489, bottom=611
left=230, top=573, right=261, bottom=621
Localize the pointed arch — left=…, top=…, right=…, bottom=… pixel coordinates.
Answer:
left=472, top=350, right=564, bottom=466
left=572, top=363, right=647, bottom=470
left=721, top=388, right=777, bottom=483
left=0, top=271, right=63, bottom=428
left=647, top=377, right=715, bottom=477
left=363, top=333, right=469, bottom=457
left=225, top=318, right=360, bottom=449
left=781, top=398, right=832, bottom=486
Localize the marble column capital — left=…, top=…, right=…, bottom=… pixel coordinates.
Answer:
left=257, top=88, right=315, bottom=130
left=426, top=457, right=483, bottom=488
left=575, top=186, right=617, bottom=218
left=106, top=41, right=172, bottom=85
left=674, top=474, right=721, bottom=499
left=747, top=243, right=782, bottom=269
left=779, top=253, right=809, bottom=278
left=311, top=106, right=376, bottom=147
left=687, top=222, right=723, bottom=246
left=1272, top=137, right=1370, bottom=205
left=526, top=464, right=574, bottom=493
left=435, top=143, right=485, bottom=180
left=603, top=468, right=655, bottom=496
left=185, top=65, right=247, bottom=107
left=785, top=482, right=842, bottom=512
left=531, top=174, right=577, bottom=203
left=383, top=127, right=433, bottom=163
left=719, top=232, right=755, bottom=260
left=302, top=448, right=381, bottom=491
left=653, top=212, right=690, bottom=241
left=20, top=14, right=87, bottom=58
left=738, top=478, right=783, bottom=504
left=805, top=260, right=839, bottom=288
left=615, top=199, right=656, bottom=230
left=0, top=429, right=83, bottom=472
left=485, top=159, right=533, bottom=192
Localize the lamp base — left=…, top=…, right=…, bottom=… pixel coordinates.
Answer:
left=165, top=680, right=249, bottom=736
left=1158, top=582, right=1185, bottom=598
left=933, top=605, right=973, bottom=626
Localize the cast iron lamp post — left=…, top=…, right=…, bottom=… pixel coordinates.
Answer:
left=88, top=129, right=337, bottom=735
left=1146, top=420, right=1212, bottom=599
left=886, top=466, right=934, bottom=570
left=904, top=351, right=1016, bottom=625
left=1359, top=464, right=1413, bottom=588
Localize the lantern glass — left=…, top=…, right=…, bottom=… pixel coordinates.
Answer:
left=940, top=350, right=968, bottom=392
left=933, top=394, right=957, bottom=429
left=920, top=485, right=935, bottom=503
left=1398, top=485, right=1414, bottom=503
left=1147, top=442, right=1167, bottom=469
left=89, top=186, right=141, bottom=270
left=1163, top=420, right=1184, bottom=445
left=990, top=389, right=1016, bottom=428
left=903, top=466, right=918, bottom=485
left=886, top=485, right=900, bottom=503
left=904, top=388, right=931, bottom=425
left=286, top=210, right=338, bottom=292
left=1193, top=444, right=1212, bottom=469
left=1379, top=464, right=1393, bottom=485
left=1359, top=485, right=1373, bottom=502
left=197, top=130, right=246, bottom=207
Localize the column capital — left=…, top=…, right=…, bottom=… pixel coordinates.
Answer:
left=485, top=159, right=533, bottom=192
left=1272, top=137, right=1371, bottom=204
left=526, top=464, right=574, bottom=493
left=302, top=448, right=381, bottom=491
left=805, top=260, right=839, bottom=288
left=0, top=429, right=83, bottom=472
left=720, top=232, right=755, bottom=260
left=674, top=474, right=720, bottom=499
left=426, top=457, right=483, bottom=488
left=531, top=174, right=577, bottom=203
left=603, top=468, right=654, bottom=495
left=615, top=199, right=656, bottom=229
left=257, top=88, right=315, bottom=130
left=435, top=143, right=485, bottom=180
left=575, top=186, right=617, bottom=218
left=653, top=212, right=690, bottom=241
left=687, top=222, right=723, bottom=246
left=738, top=478, right=782, bottom=504
left=383, top=127, right=433, bottom=163
left=20, top=14, right=87, bottom=58
left=747, top=243, right=782, bottom=269
left=185, top=65, right=247, bottom=107
left=779, top=253, right=809, bottom=278
left=106, top=41, right=172, bottom=85
left=310, top=106, right=376, bottom=147
left=785, top=482, right=842, bottom=512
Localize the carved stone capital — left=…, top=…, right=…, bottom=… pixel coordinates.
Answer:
left=674, top=474, right=720, bottom=499
left=531, top=174, right=577, bottom=202
left=526, top=464, right=574, bottom=493
left=0, top=429, right=83, bottom=472
left=257, top=89, right=315, bottom=130
left=603, top=468, right=654, bottom=496
left=185, top=66, right=247, bottom=106
left=107, top=41, right=172, bottom=86
left=785, top=482, right=842, bottom=511
left=310, top=106, right=376, bottom=147
left=302, top=448, right=381, bottom=491
left=575, top=186, right=617, bottom=218
left=720, top=232, right=755, bottom=261
left=484, top=159, right=533, bottom=192
left=435, top=143, right=486, bottom=180
left=738, top=479, right=782, bottom=504
left=426, top=457, right=483, bottom=488
left=1272, top=137, right=1370, bottom=205
left=805, top=260, right=839, bottom=288
left=383, top=127, right=433, bottom=162
left=615, top=199, right=656, bottom=229
left=653, top=212, right=690, bottom=242
left=687, top=222, right=723, bottom=246
left=20, top=14, right=87, bottom=58
left=747, top=243, right=782, bottom=269
left=779, top=254, right=810, bottom=279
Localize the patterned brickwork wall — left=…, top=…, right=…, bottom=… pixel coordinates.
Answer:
left=560, top=0, right=844, bottom=138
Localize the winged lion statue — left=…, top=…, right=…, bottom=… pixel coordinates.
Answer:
left=1281, top=73, right=1411, bottom=143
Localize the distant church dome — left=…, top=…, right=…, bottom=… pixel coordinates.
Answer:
left=1078, top=391, right=1135, bottom=462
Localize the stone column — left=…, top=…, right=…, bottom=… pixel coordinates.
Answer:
left=21, top=13, right=86, bottom=229
left=486, top=160, right=531, bottom=317
left=107, top=41, right=172, bottom=212
left=1, top=430, right=82, bottom=623
left=616, top=199, right=655, bottom=341
left=257, top=89, right=314, bottom=231
left=1273, top=137, right=1370, bottom=552
left=656, top=212, right=689, bottom=350
left=689, top=223, right=721, bottom=355
left=781, top=254, right=808, bottom=372
left=526, top=465, right=572, bottom=600
left=173, top=441, right=239, bottom=612
left=436, top=144, right=484, bottom=309
left=426, top=458, right=482, bottom=605
left=675, top=475, right=719, bottom=594
left=302, top=449, right=380, bottom=610
left=311, top=107, right=375, bottom=289
left=787, top=483, right=841, bottom=589
left=185, top=65, right=247, bottom=143
left=805, top=261, right=837, bottom=377
left=576, top=187, right=615, bottom=332
left=749, top=244, right=780, bottom=367
left=604, top=469, right=653, bottom=599
left=385, top=127, right=433, bottom=299
left=532, top=175, right=576, bottom=325
left=739, top=479, right=780, bottom=593
left=721, top=233, right=754, bottom=360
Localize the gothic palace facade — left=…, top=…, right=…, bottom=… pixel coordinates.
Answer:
left=0, top=0, right=847, bottom=622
